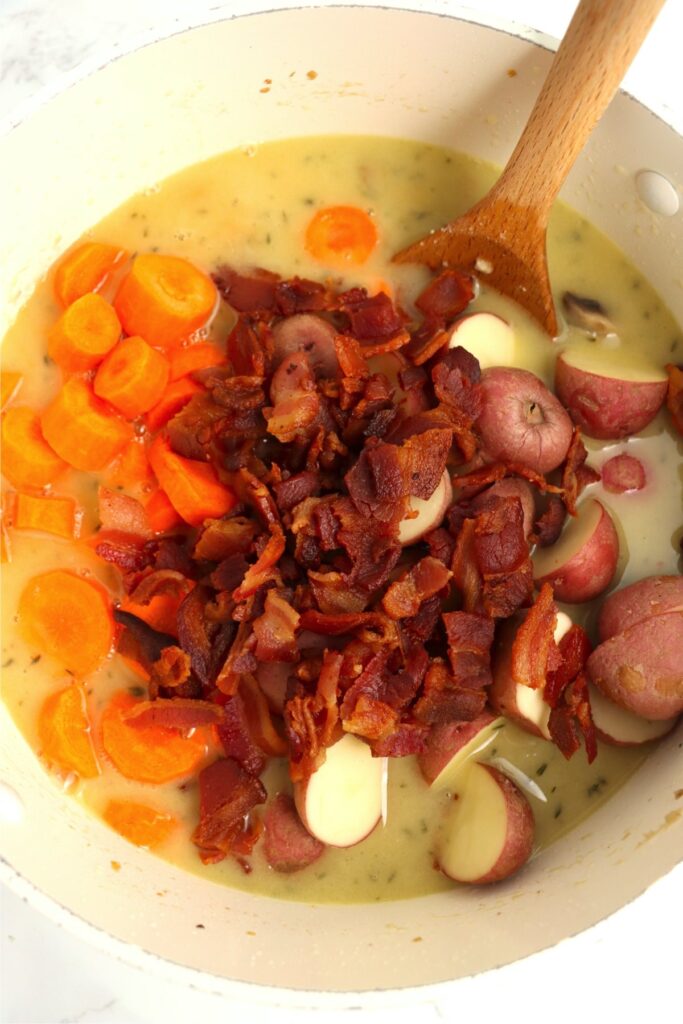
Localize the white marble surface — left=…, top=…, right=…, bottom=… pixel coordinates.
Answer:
left=1, top=1, right=682, bottom=1021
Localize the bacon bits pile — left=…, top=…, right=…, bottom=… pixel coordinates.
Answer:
left=99, top=265, right=597, bottom=872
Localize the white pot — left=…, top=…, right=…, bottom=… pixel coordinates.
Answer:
left=0, top=3, right=681, bottom=1001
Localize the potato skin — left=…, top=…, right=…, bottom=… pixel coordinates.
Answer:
left=534, top=499, right=619, bottom=604
left=554, top=354, right=667, bottom=440
left=469, top=766, right=535, bottom=885
left=418, top=709, right=497, bottom=784
left=477, top=367, right=573, bottom=474
left=587, top=611, right=683, bottom=720
left=597, top=575, right=683, bottom=643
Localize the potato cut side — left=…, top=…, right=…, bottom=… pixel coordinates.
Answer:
left=589, top=684, right=678, bottom=746
left=448, top=312, right=515, bottom=369
left=533, top=498, right=618, bottom=603
left=559, top=346, right=668, bottom=384
left=437, top=763, right=534, bottom=885
left=398, top=469, right=453, bottom=545
left=294, top=733, right=383, bottom=847
left=419, top=710, right=501, bottom=788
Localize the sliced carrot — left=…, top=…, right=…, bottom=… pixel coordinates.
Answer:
left=1, top=371, right=22, bottom=409
left=41, top=378, right=133, bottom=472
left=1, top=406, right=68, bottom=488
left=119, top=589, right=189, bottom=636
left=144, top=488, right=184, bottom=533
left=53, top=242, right=128, bottom=308
left=305, top=205, right=378, bottom=266
left=94, top=335, right=170, bottom=419
left=114, top=253, right=217, bottom=349
left=14, top=492, right=77, bottom=539
left=47, top=292, right=121, bottom=374
left=148, top=435, right=236, bottom=527
left=38, top=684, right=100, bottom=779
left=103, top=798, right=178, bottom=848
left=104, top=439, right=153, bottom=491
left=169, top=342, right=225, bottom=382
left=144, top=377, right=203, bottom=433
left=101, top=691, right=208, bottom=784
left=18, top=569, right=113, bottom=676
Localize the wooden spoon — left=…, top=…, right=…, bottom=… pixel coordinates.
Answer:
left=393, top=0, right=665, bottom=336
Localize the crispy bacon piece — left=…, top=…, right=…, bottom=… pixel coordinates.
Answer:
left=252, top=589, right=300, bottom=662
left=113, top=609, right=175, bottom=672
left=381, top=556, right=452, bottom=619
left=335, top=332, right=369, bottom=378
left=285, top=650, right=342, bottom=782
left=473, top=497, right=533, bottom=618
left=341, top=290, right=405, bottom=342
left=424, top=527, right=456, bottom=567
left=415, top=269, right=474, bottom=320
left=214, top=621, right=257, bottom=696
left=451, top=517, right=482, bottom=613
left=548, top=672, right=597, bottom=763
left=123, top=698, right=224, bottom=731
left=194, top=517, right=257, bottom=561
left=217, top=691, right=267, bottom=776
left=273, top=471, right=320, bottom=513
left=232, top=527, right=286, bottom=602
left=263, top=793, right=325, bottom=872
left=666, top=363, right=683, bottom=435
left=176, top=585, right=232, bottom=688
left=371, top=721, right=430, bottom=757
left=442, top=611, right=494, bottom=688
left=544, top=624, right=592, bottom=707
left=413, top=660, right=487, bottom=724
left=403, top=321, right=451, bottom=366
left=299, top=609, right=380, bottom=635
left=265, top=351, right=320, bottom=442
left=94, top=532, right=152, bottom=574
left=431, top=345, right=482, bottom=421
left=225, top=316, right=274, bottom=375
left=561, top=428, right=600, bottom=515
left=214, top=265, right=279, bottom=315
left=307, top=569, right=368, bottom=614
left=275, top=276, right=330, bottom=316
left=192, top=758, right=266, bottom=865
left=150, top=646, right=193, bottom=693
left=511, top=583, right=558, bottom=691
left=533, top=496, right=567, bottom=547
left=128, top=569, right=194, bottom=607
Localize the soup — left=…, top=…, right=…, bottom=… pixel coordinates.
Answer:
left=1, top=136, right=681, bottom=903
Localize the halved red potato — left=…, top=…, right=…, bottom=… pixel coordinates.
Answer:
left=597, top=575, right=683, bottom=643
left=589, top=684, right=678, bottom=747
left=533, top=498, right=619, bottom=603
left=398, top=469, right=453, bottom=545
left=555, top=350, right=668, bottom=439
left=490, top=610, right=573, bottom=739
left=437, top=763, right=534, bottom=885
left=418, top=709, right=499, bottom=786
left=587, top=611, right=683, bottom=720
left=470, top=477, right=536, bottom=539
left=447, top=312, right=515, bottom=369
left=293, top=733, right=383, bottom=847
left=476, top=367, right=574, bottom=474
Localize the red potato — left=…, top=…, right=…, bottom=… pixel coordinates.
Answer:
left=601, top=452, right=646, bottom=494
left=490, top=610, right=573, bottom=739
left=447, top=312, right=515, bottom=369
left=533, top=498, right=619, bottom=603
left=476, top=367, right=573, bottom=474
left=555, top=350, right=668, bottom=440
left=589, top=684, right=678, bottom=747
left=398, top=469, right=453, bottom=545
left=263, top=793, right=325, bottom=873
left=587, top=611, right=683, bottom=720
left=470, top=477, right=536, bottom=539
left=597, top=575, right=683, bottom=643
left=437, top=763, right=534, bottom=885
left=294, top=733, right=383, bottom=847
left=418, top=709, right=499, bottom=786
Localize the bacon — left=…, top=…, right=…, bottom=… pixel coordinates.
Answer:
left=194, top=517, right=257, bottom=561
left=341, top=290, right=405, bottom=342
left=217, top=692, right=267, bottom=776
left=224, top=317, right=274, bottom=376
left=192, top=758, right=266, bottom=865
left=210, top=553, right=249, bottom=594
left=176, top=585, right=226, bottom=688
left=544, top=624, right=592, bottom=707
left=299, top=609, right=380, bottom=635
left=113, top=609, right=175, bottom=671
left=414, top=269, right=474, bottom=320
left=285, top=650, right=342, bottom=782
left=431, top=345, right=482, bottom=422
left=235, top=468, right=281, bottom=530
left=94, top=532, right=152, bottom=574
left=511, top=583, right=558, bottom=691
left=265, top=351, right=320, bottom=442
left=275, top=276, right=330, bottom=316
left=123, top=698, right=224, bottom=731
left=451, top=517, right=482, bottom=613
left=345, top=428, right=452, bottom=518
left=149, top=646, right=193, bottom=694
left=213, top=265, right=279, bottom=315
left=401, top=593, right=442, bottom=643
left=403, top=320, right=451, bottom=366
left=273, top=471, right=320, bottom=513
left=533, top=496, right=567, bottom=547
left=334, top=332, right=369, bottom=378
left=232, top=527, right=286, bottom=601
left=263, top=793, right=325, bottom=872
left=413, top=660, right=487, bottom=724
left=215, top=621, right=257, bottom=696
left=252, top=589, right=300, bottom=662
left=342, top=694, right=399, bottom=741
left=548, top=672, right=597, bottom=763
left=307, top=569, right=368, bottom=614
left=371, top=721, right=430, bottom=757
left=561, top=428, right=599, bottom=515
left=381, top=557, right=452, bottom=619
left=272, top=314, right=339, bottom=378
left=442, top=611, right=494, bottom=688
left=666, top=363, right=683, bottom=435
left=128, top=569, right=194, bottom=607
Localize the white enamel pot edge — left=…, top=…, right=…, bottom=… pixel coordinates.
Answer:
left=1, top=3, right=682, bottom=1004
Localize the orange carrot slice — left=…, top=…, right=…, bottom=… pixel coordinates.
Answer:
left=1, top=406, right=68, bottom=489
left=305, top=205, right=378, bottom=266
left=14, top=492, right=77, bottom=539
left=144, top=377, right=203, bottom=433
left=94, top=335, right=170, bottom=419
left=114, top=254, right=217, bottom=349
left=104, top=439, right=153, bottom=491
left=103, top=798, right=178, bottom=848
left=38, top=684, right=100, bottom=779
left=169, top=342, right=225, bottom=381
left=1, top=371, right=22, bottom=409
left=18, top=569, right=113, bottom=675
left=47, top=292, right=121, bottom=373
left=101, top=691, right=208, bottom=784
left=53, top=242, right=128, bottom=308
left=144, top=488, right=184, bottom=533
left=148, top=435, right=236, bottom=527
left=41, top=378, right=133, bottom=472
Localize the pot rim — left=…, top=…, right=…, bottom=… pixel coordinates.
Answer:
left=1, top=1, right=680, bottom=1006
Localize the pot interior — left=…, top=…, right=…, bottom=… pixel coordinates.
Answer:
left=0, top=6, right=681, bottom=994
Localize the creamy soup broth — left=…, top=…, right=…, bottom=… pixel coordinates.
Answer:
left=1, top=136, right=681, bottom=902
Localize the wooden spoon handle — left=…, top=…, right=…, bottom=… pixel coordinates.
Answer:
left=491, top=0, right=665, bottom=219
